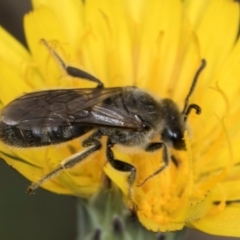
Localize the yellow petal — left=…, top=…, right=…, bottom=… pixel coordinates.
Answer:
left=0, top=58, right=32, bottom=105
left=212, top=179, right=240, bottom=201
left=190, top=0, right=239, bottom=82
left=137, top=0, right=184, bottom=92
left=32, top=0, right=85, bottom=50
left=24, top=6, right=69, bottom=86
left=190, top=205, right=240, bottom=237
left=78, top=0, right=133, bottom=86
left=0, top=26, right=30, bottom=64
left=123, top=0, right=144, bottom=23
left=0, top=26, right=44, bottom=91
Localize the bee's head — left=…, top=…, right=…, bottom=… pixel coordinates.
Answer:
left=161, top=98, right=186, bottom=150
left=161, top=59, right=206, bottom=150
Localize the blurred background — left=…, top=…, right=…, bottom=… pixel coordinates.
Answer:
left=0, top=1, right=238, bottom=240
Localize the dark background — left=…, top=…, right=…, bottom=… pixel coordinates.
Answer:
left=0, top=1, right=237, bottom=239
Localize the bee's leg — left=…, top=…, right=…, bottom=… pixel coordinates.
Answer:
left=65, top=66, right=103, bottom=88
left=106, top=138, right=136, bottom=185
left=146, top=143, right=179, bottom=167
left=27, top=135, right=102, bottom=194
left=40, top=39, right=103, bottom=88
left=145, top=142, right=163, bottom=152
left=171, top=155, right=179, bottom=167
left=137, top=142, right=169, bottom=187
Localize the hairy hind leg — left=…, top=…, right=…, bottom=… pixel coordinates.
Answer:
left=40, top=39, right=103, bottom=88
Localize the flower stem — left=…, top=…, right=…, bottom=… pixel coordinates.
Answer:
left=76, top=182, right=188, bottom=240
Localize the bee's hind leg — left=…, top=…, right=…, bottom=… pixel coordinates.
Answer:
left=40, top=39, right=103, bottom=88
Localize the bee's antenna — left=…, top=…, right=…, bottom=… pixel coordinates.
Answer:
left=182, top=59, right=206, bottom=121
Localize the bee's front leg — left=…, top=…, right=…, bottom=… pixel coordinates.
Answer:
left=137, top=142, right=169, bottom=187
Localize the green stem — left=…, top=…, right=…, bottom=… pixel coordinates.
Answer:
left=76, top=184, right=188, bottom=240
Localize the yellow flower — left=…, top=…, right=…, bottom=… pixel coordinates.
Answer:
left=0, top=0, right=240, bottom=237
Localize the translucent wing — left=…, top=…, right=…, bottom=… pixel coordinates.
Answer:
left=1, top=87, right=143, bottom=130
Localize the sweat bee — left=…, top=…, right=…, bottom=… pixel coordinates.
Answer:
left=0, top=39, right=206, bottom=193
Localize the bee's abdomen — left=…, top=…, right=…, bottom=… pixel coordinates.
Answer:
left=0, top=121, right=92, bottom=147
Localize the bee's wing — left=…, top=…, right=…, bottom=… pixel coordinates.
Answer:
left=1, top=88, right=143, bottom=130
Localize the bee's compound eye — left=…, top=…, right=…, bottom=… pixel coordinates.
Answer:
left=162, top=128, right=186, bottom=150
left=143, top=123, right=151, bottom=131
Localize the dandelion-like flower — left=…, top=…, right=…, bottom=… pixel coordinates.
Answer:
left=1, top=0, right=240, bottom=238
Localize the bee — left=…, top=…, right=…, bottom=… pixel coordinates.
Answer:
left=0, top=39, right=206, bottom=193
